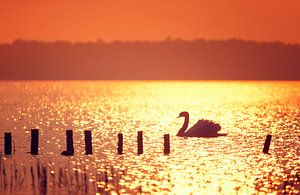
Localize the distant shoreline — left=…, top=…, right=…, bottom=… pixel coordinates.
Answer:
left=1, top=39, right=299, bottom=80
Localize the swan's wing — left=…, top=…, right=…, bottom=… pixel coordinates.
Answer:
left=186, top=119, right=221, bottom=133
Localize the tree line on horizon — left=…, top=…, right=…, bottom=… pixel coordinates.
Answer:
left=0, top=39, right=299, bottom=80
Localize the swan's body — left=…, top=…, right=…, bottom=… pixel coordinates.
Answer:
left=176, top=111, right=222, bottom=137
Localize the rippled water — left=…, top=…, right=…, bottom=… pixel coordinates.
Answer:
left=0, top=81, right=299, bottom=194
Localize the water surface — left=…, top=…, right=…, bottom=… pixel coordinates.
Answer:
left=0, top=81, right=299, bottom=194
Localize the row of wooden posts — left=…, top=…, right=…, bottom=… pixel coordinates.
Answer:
left=2, top=130, right=271, bottom=156
left=2, top=129, right=171, bottom=156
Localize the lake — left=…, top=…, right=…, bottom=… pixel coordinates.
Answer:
left=0, top=81, right=299, bottom=194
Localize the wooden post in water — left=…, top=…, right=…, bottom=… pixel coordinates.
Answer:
left=4, top=132, right=12, bottom=155
left=263, top=135, right=272, bottom=154
left=117, top=133, right=123, bottom=155
left=61, top=130, right=74, bottom=156
left=137, top=131, right=143, bottom=155
left=66, top=130, right=74, bottom=154
left=164, top=134, right=170, bottom=155
left=31, top=129, right=39, bottom=155
left=84, top=130, right=93, bottom=155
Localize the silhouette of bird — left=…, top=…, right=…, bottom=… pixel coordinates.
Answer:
left=176, top=111, right=224, bottom=137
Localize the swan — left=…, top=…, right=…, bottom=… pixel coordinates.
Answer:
left=176, top=111, right=224, bottom=137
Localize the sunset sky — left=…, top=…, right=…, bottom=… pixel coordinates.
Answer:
left=1, top=0, right=300, bottom=44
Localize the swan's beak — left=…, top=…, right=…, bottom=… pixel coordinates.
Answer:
left=176, top=115, right=180, bottom=118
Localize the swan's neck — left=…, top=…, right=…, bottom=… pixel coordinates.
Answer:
left=176, top=115, right=189, bottom=136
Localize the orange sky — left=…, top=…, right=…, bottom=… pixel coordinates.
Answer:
left=0, top=0, right=300, bottom=43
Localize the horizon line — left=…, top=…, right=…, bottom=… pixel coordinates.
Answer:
left=1, top=38, right=299, bottom=46
left=0, top=79, right=299, bottom=82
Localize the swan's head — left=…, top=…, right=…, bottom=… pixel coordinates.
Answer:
left=177, top=111, right=189, bottom=118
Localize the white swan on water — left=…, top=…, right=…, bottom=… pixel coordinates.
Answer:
left=176, top=111, right=224, bottom=137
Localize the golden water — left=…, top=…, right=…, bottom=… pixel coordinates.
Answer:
left=0, top=81, right=299, bottom=194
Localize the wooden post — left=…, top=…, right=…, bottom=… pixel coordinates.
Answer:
left=4, top=132, right=12, bottom=155
left=61, top=130, right=74, bottom=156
left=84, top=130, right=93, bottom=155
left=164, top=134, right=170, bottom=155
left=66, top=130, right=74, bottom=154
left=137, top=131, right=143, bottom=155
left=117, top=133, right=123, bottom=154
left=263, top=135, right=272, bottom=154
left=31, top=129, right=39, bottom=155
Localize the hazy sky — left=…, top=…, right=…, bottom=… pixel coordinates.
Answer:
left=0, top=0, right=300, bottom=43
